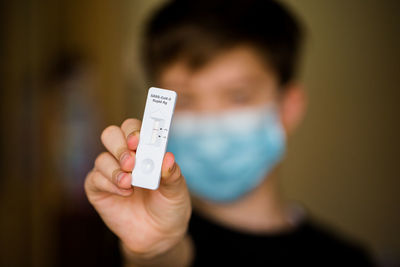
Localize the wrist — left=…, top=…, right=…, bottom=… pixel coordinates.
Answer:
left=120, top=235, right=180, bottom=261
left=120, top=233, right=193, bottom=267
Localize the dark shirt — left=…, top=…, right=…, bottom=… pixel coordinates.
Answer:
left=188, top=210, right=375, bottom=266
left=62, top=205, right=374, bottom=266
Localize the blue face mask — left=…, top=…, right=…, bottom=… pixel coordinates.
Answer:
left=167, top=104, right=286, bottom=203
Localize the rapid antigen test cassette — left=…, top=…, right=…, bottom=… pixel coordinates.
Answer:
left=131, top=87, right=177, bottom=190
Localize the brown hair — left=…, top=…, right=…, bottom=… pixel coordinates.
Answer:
left=142, top=0, right=304, bottom=86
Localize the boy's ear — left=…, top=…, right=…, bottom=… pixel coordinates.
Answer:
left=280, top=82, right=307, bottom=135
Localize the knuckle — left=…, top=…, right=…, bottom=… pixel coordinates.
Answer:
left=92, top=171, right=108, bottom=189
left=94, top=152, right=109, bottom=168
left=101, top=125, right=119, bottom=143
left=172, top=164, right=182, bottom=180
left=84, top=171, right=92, bottom=189
left=84, top=170, right=118, bottom=197
left=121, top=118, right=141, bottom=130
left=91, top=170, right=101, bottom=181
left=96, top=173, right=107, bottom=187
left=84, top=170, right=96, bottom=192
left=84, top=178, right=93, bottom=202
left=166, top=163, right=181, bottom=182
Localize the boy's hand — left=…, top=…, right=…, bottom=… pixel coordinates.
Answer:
left=84, top=118, right=192, bottom=258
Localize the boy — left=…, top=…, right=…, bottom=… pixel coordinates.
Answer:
left=85, top=0, right=374, bottom=265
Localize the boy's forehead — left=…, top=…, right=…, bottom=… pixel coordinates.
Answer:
left=159, top=45, right=278, bottom=91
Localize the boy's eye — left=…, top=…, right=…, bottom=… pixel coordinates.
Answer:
left=227, top=89, right=253, bottom=105
left=175, top=94, right=193, bottom=110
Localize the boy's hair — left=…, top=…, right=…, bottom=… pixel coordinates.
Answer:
left=142, top=0, right=304, bottom=86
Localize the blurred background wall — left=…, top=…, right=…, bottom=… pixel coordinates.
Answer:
left=0, top=0, right=399, bottom=266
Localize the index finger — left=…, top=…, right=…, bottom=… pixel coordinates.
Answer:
left=101, top=125, right=134, bottom=172
left=121, top=118, right=141, bottom=150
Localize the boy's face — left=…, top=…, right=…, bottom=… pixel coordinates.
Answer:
left=158, top=45, right=305, bottom=135
left=159, top=46, right=280, bottom=112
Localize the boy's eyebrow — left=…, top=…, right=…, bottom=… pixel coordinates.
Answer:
left=220, top=85, right=263, bottom=96
left=220, top=75, right=269, bottom=88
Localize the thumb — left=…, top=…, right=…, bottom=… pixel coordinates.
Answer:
left=159, top=152, right=187, bottom=199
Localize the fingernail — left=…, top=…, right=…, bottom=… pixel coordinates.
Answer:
left=128, top=130, right=140, bottom=140
left=120, top=152, right=130, bottom=164
left=168, top=163, right=176, bottom=173
left=117, top=172, right=125, bottom=184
